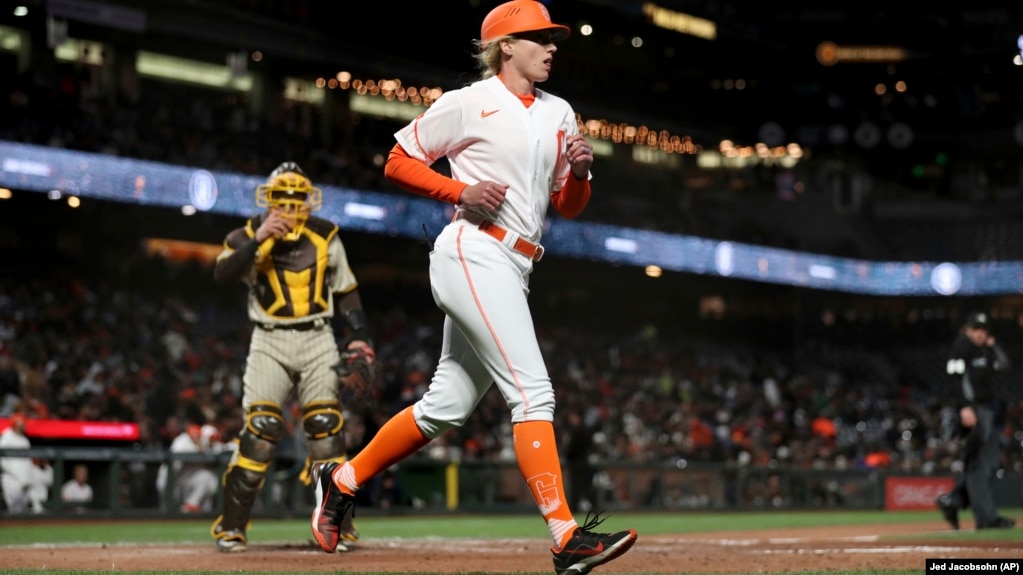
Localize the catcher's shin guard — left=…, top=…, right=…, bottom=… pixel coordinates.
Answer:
left=211, top=457, right=266, bottom=537
left=212, top=404, right=282, bottom=549
left=211, top=463, right=264, bottom=551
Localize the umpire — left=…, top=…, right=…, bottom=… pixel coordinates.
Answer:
left=209, top=162, right=375, bottom=552
left=936, top=312, right=1016, bottom=530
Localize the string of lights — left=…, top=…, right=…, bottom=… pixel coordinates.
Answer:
left=316, top=72, right=707, bottom=156
left=309, top=71, right=805, bottom=163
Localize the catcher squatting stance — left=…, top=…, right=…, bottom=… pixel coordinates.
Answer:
left=209, top=162, right=376, bottom=552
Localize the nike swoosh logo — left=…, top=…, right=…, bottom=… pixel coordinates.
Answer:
left=481, top=109, right=500, bottom=117
left=575, top=542, right=604, bottom=555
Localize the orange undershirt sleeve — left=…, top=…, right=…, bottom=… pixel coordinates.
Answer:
left=550, top=175, right=591, bottom=219
left=384, top=143, right=466, bottom=204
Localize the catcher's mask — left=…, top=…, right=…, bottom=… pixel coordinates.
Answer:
left=256, top=162, right=322, bottom=242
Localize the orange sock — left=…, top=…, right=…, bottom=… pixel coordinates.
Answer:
left=513, top=420, right=578, bottom=549
left=332, top=406, right=430, bottom=495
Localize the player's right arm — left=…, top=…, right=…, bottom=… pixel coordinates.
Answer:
left=383, top=143, right=466, bottom=203
left=385, top=144, right=507, bottom=213
left=214, top=212, right=291, bottom=284
left=385, top=91, right=511, bottom=211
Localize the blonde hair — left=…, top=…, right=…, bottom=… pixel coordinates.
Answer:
left=473, top=36, right=516, bottom=79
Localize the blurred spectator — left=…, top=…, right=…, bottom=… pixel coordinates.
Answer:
left=156, top=416, right=226, bottom=513
left=61, top=463, right=94, bottom=511
left=0, top=413, right=53, bottom=513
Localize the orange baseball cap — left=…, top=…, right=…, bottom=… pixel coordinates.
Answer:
left=481, top=1, right=571, bottom=47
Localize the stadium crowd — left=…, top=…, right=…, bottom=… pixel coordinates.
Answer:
left=2, top=242, right=1020, bottom=498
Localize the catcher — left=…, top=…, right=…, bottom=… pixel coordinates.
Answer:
left=209, top=161, right=375, bottom=552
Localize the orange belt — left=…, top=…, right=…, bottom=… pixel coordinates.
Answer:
left=477, top=221, right=544, bottom=262
left=452, top=211, right=544, bottom=262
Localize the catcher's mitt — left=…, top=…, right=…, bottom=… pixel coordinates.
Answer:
left=334, top=346, right=376, bottom=408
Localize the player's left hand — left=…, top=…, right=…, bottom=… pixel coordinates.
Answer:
left=334, top=343, right=376, bottom=409
left=566, top=134, right=593, bottom=178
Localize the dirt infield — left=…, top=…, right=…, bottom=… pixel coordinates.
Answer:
left=3, top=521, right=1021, bottom=573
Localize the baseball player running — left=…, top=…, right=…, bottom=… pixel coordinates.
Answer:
left=310, top=2, right=637, bottom=573
left=210, top=162, right=375, bottom=552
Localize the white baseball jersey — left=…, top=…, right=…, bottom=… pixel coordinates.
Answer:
left=0, top=428, right=32, bottom=486
left=395, top=75, right=587, bottom=244
left=0, top=429, right=52, bottom=513
left=157, top=429, right=219, bottom=511
left=61, top=479, right=93, bottom=503
left=391, top=76, right=590, bottom=431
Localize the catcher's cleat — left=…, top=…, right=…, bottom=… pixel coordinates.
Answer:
left=211, top=515, right=249, bottom=552
left=551, top=512, right=637, bottom=575
left=311, top=462, right=355, bottom=553
left=215, top=531, right=247, bottom=553
left=935, top=493, right=959, bottom=531
left=338, top=506, right=359, bottom=552
left=211, top=524, right=247, bottom=553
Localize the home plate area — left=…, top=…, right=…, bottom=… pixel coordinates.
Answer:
left=2, top=521, right=1018, bottom=573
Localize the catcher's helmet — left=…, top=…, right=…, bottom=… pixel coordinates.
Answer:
left=480, top=0, right=570, bottom=47
left=256, top=162, right=322, bottom=241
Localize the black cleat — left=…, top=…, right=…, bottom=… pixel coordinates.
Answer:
left=977, top=516, right=1016, bottom=530
left=311, top=462, right=355, bottom=553
left=935, top=493, right=959, bottom=531
left=552, top=512, right=637, bottom=575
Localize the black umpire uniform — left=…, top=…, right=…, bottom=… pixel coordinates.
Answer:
left=936, top=312, right=1016, bottom=530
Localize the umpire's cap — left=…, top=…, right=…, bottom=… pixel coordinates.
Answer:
left=964, top=311, right=990, bottom=330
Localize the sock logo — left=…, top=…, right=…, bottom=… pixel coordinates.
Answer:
left=533, top=440, right=541, bottom=448
left=526, top=472, right=562, bottom=515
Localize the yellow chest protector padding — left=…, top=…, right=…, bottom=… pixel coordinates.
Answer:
left=248, top=216, right=337, bottom=319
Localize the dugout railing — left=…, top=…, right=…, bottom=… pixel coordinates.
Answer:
left=1, top=447, right=1020, bottom=517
